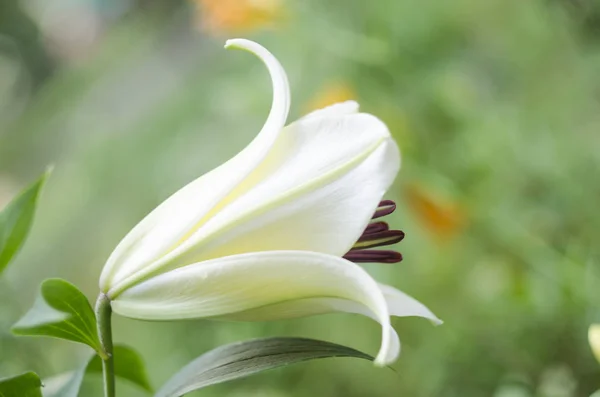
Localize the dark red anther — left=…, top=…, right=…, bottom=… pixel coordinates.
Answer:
left=372, top=200, right=396, bottom=219
left=343, top=250, right=403, bottom=264
left=363, top=221, right=389, bottom=235
left=344, top=199, right=404, bottom=264
left=356, top=230, right=405, bottom=249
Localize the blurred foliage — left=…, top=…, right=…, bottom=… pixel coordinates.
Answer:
left=0, top=0, right=55, bottom=89
left=1, top=0, right=600, bottom=396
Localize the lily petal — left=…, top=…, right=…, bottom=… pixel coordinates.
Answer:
left=220, top=283, right=441, bottom=325
left=223, top=296, right=402, bottom=365
left=215, top=283, right=440, bottom=363
left=377, top=283, right=443, bottom=325
left=155, top=112, right=400, bottom=273
left=111, top=251, right=397, bottom=366
left=100, top=39, right=290, bottom=292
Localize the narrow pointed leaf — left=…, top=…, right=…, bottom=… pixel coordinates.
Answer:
left=44, top=345, right=152, bottom=397
left=0, top=169, right=50, bottom=274
left=155, top=337, right=374, bottom=397
left=11, top=278, right=104, bottom=357
left=0, top=372, right=43, bottom=397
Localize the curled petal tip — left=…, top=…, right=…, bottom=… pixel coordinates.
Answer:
left=373, top=356, right=393, bottom=368
left=374, top=341, right=398, bottom=367
left=224, top=38, right=253, bottom=50
left=224, top=38, right=238, bottom=49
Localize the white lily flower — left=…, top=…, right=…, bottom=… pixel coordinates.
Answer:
left=99, top=38, right=441, bottom=366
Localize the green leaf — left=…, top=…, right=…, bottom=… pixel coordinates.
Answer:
left=45, top=345, right=152, bottom=397
left=155, top=337, right=374, bottom=397
left=43, top=365, right=88, bottom=397
left=0, top=372, right=43, bottom=397
left=11, top=278, right=104, bottom=357
left=0, top=169, right=50, bottom=275
left=88, top=345, right=153, bottom=393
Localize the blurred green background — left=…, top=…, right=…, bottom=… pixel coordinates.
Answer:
left=2, top=0, right=600, bottom=396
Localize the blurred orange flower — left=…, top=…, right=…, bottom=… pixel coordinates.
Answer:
left=306, top=83, right=356, bottom=112
left=194, top=0, right=283, bottom=34
left=405, top=182, right=464, bottom=240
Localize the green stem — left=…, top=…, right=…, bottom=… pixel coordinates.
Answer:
left=95, top=293, right=116, bottom=397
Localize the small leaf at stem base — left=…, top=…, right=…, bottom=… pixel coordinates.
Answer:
left=89, top=345, right=153, bottom=393
left=43, top=344, right=152, bottom=397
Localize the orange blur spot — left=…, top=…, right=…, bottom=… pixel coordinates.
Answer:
left=194, top=0, right=283, bottom=35
left=405, top=183, right=464, bottom=240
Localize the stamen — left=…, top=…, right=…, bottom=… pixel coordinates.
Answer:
left=343, top=250, right=403, bottom=264
left=372, top=200, right=396, bottom=219
left=344, top=199, right=404, bottom=264
left=355, top=230, right=405, bottom=249
left=363, top=221, right=389, bottom=235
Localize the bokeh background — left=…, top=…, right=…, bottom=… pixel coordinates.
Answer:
left=2, top=0, right=600, bottom=396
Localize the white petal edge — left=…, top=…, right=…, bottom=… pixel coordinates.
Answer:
left=111, top=251, right=396, bottom=366
left=378, top=283, right=443, bottom=325
left=215, top=283, right=441, bottom=363
left=220, top=283, right=442, bottom=325
left=230, top=299, right=402, bottom=365
left=137, top=114, right=401, bottom=279
left=99, top=39, right=291, bottom=292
